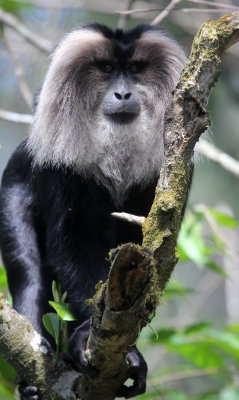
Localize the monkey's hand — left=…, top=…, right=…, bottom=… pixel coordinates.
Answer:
left=116, top=346, right=147, bottom=399
left=15, top=378, right=38, bottom=400
left=67, top=319, right=99, bottom=378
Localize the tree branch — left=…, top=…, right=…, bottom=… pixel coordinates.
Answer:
left=198, top=139, right=239, bottom=178
left=0, top=8, right=52, bottom=53
left=3, top=28, right=33, bottom=110
left=0, top=109, right=33, bottom=124
left=0, top=293, right=80, bottom=400
left=77, top=244, right=156, bottom=400
left=143, top=11, right=239, bottom=289
left=151, top=0, right=183, bottom=25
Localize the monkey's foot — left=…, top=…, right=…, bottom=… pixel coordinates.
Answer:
left=116, top=346, right=147, bottom=399
left=68, top=319, right=99, bottom=378
left=15, top=378, right=38, bottom=400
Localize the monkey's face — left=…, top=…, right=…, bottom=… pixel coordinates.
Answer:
left=65, top=25, right=186, bottom=129
left=100, top=63, right=141, bottom=125
left=33, top=24, right=185, bottom=129
left=29, top=24, right=186, bottom=202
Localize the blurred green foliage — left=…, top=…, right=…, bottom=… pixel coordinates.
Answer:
left=0, top=0, right=33, bottom=14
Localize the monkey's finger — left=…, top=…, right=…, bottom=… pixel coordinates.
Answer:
left=77, top=349, right=100, bottom=378
left=116, top=348, right=147, bottom=398
left=61, top=351, right=99, bottom=377
left=18, top=385, right=38, bottom=395
left=116, top=379, right=146, bottom=399
left=126, top=349, right=147, bottom=379
left=18, top=385, right=38, bottom=400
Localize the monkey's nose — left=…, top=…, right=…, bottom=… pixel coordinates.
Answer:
left=114, top=92, right=132, bottom=100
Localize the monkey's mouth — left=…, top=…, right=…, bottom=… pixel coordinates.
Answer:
left=106, top=112, right=138, bottom=125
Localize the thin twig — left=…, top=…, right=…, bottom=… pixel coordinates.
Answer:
left=3, top=29, right=33, bottom=110
left=116, top=3, right=238, bottom=16
left=149, top=366, right=224, bottom=385
left=0, top=8, right=52, bottom=53
left=111, top=212, right=145, bottom=226
left=115, top=8, right=168, bottom=15
left=151, top=0, right=183, bottom=25
left=187, top=0, right=238, bottom=10
left=117, top=0, right=136, bottom=28
left=198, top=140, right=239, bottom=179
left=181, top=8, right=238, bottom=13
left=0, top=109, right=33, bottom=124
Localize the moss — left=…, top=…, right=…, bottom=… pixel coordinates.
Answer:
left=0, top=292, right=4, bottom=309
left=142, top=157, right=192, bottom=295
left=142, top=189, right=180, bottom=252
left=144, top=259, right=160, bottom=320
left=85, top=280, right=105, bottom=306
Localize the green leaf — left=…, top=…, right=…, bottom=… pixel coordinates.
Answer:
left=184, top=322, right=211, bottom=334
left=52, top=280, right=61, bottom=303
left=196, top=394, right=218, bottom=400
left=42, top=313, right=59, bottom=342
left=163, top=390, right=189, bottom=400
left=177, top=245, right=190, bottom=261
left=169, top=340, right=224, bottom=368
left=164, top=279, right=194, bottom=299
left=0, top=353, right=16, bottom=381
left=166, top=331, right=225, bottom=368
left=205, top=261, right=228, bottom=277
left=208, top=329, right=239, bottom=361
left=211, top=234, right=226, bottom=253
left=0, top=267, right=7, bottom=291
left=227, top=324, right=239, bottom=334
left=0, top=355, right=16, bottom=399
left=153, top=328, right=176, bottom=343
left=207, top=208, right=238, bottom=228
left=137, top=390, right=164, bottom=399
left=0, top=382, right=15, bottom=399
left=49, top=301, right=76, bottom=321
left=178, top=215, right=211, bottom=266
left=0, top=0, right=33, bottom=13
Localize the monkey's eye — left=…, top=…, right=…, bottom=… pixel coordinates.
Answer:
left=129, top=64, right=139, bottom=74
left=128, top=62, right=147, bottom=74
left=103, top=64, right=114, bottom=73
left=98, top=62, right=114, bottom=73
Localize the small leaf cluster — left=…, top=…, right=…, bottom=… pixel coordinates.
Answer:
left=43, top=281, right=76, bottom=365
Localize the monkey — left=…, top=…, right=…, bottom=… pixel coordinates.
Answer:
left=0, top=23, right=186, bottom=399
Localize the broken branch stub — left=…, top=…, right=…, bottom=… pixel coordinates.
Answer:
left=77, top=244, right=156, bottom=400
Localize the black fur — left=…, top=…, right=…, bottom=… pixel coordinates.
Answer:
left=0, top=139, right=156, bottom=398
left=82, top=23, right=158, bottom=61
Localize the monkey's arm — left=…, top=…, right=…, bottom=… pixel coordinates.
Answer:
left=0, top=143, right=51, bottom=332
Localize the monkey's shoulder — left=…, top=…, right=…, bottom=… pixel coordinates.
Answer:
left=1, top=140, right=32, bottom=187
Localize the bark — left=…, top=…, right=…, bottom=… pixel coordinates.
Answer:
left=0, top=293, right=80, bottom=400
left=0, top=12, right=239, bottom=400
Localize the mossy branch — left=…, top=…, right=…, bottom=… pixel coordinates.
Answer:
left=0, top=12, right=238, bottom=400
left=143, top=12, right=239, bottom=291
left=77, top=244, right=156, bottom=400
left=0, top=293, right=80, bottom=400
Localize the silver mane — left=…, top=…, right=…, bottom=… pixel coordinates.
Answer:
left=28, top=26, right=186, bottom=205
